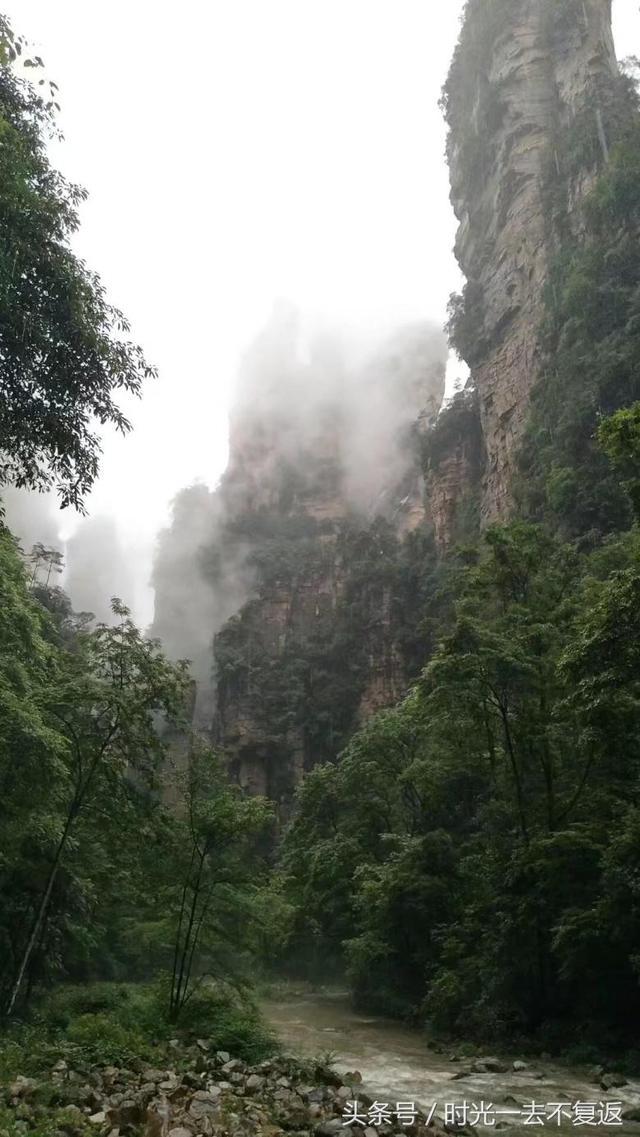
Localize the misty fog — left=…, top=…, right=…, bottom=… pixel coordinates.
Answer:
left=145, top=307, right=447, bottom=721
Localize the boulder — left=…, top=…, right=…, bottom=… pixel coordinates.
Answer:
left=9, top=1077, right=38, bottom=1099
left=221, top=1059, right=244, bottom=1075
left=473, top=1057, right=508, bottom=1074
left=512, top=1061, right=527, bottom=1072
left=246, top=1074, right=266, bottom=1093
left=188, top=1090, right=222, bottom=1121
left=343, top=1071, right=363, bottom=1085
left=141, top=1071, right=167, bottom=1086
left=315, top=1121, right=344, bottom=1136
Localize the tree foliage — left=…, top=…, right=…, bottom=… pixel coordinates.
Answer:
left=0, top=15, right=155, bottom=510
left=279, top=486, right=640, bottom=1043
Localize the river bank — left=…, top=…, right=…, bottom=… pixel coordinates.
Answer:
left=2, top=985, right=640, bottom=1137
left=260, top=985, right=640, bottom=1134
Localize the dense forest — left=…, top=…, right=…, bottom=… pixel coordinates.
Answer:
left=1, top=5, right=640, bottom=1125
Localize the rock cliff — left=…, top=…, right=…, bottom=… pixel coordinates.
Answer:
left=151, top=0, right=632, bottom=803
left=443, top=0, right=621, bottom=521
left=151, top=310, right=446, bottom=804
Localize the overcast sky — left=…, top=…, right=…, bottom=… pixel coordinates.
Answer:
left=4, top=0, right=640, bottom=622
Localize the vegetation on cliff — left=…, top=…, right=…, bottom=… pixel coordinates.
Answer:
left=273, top=35, right=640, bottom=1048
left=278, top=453, right=640, bottom=1046
left=519, top=109, right=640, bottom=538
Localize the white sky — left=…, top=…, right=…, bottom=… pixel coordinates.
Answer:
left=4, top=0, right=640, bottom=622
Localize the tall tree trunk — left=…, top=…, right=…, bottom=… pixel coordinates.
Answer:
left=4, top=804, right=76, bottom=1016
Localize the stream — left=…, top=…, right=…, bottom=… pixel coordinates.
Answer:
left=261, top=988, right=640, bottom=1132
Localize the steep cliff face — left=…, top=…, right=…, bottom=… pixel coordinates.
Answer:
left=151, top=311, right=446, bottom=804
left=444, top=0, right=621, bottom=521
left=423, top=386, right=485, bottom=547
left=151, top=0, right=633, bottom=802
left=210, top=314, right=446, bottom=805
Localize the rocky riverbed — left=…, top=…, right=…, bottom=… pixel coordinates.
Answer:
left=4, top=1039, right=640, bottom=1137
left=1, top=1042, right=444, bottom=1137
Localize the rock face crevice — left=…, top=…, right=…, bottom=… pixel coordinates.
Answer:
left=444, top=0, right=620, bottom=521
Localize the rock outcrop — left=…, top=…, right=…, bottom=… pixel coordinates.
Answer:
left=151, top=0, right=632, bottom=805
left=151, top=311, right=446, bottom=804
left=210, top=315, right=446, bottom=805
left=443, top=0, right=621, bottom=521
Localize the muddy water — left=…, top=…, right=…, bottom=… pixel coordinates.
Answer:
left=261, top=988, right=640, bottom=1131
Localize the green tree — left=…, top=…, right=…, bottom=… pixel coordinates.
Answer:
left=166, top=745, right=273, bottom=1022
left=1, top=595, right=190, bottom=1017
left=0, top=15, right=155, bottom=510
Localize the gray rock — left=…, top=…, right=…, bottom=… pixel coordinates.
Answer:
left=315, top=1121, right=344, bottom=1137
left=474, top=1057, right=508, bottom=1074
left=308, top=1088, right=327, bottom=1103
left=195, top=1039, right=210, bottom=1052
left=89, top=1113, right=106, bottom=1125
left=9, top=1078, right=38, bottom=1099
left=215, top=1051, right=231, bottom=1064
left=141, top=1071, right=166, bottom=1086
left=343, top=1071, right=363, bottom=1085
left=245, top=1074, right=265, bottom=1092
left=512, top=1061, right=527, bottom=1072
left=221, top=1059, right=243, bottom=1075
left=168, top=1129, right=193, bottom=1137
left=158, top=1077, right=179, bottom=1092
left=450, top=1070, right=472, bottom=1081
left=189, top=1090, right=221, bottom=1120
